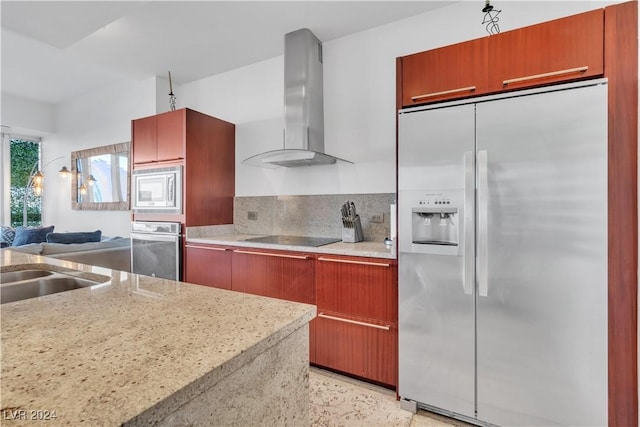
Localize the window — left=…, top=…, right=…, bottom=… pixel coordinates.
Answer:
left=10, top=138, right=42, bottom=227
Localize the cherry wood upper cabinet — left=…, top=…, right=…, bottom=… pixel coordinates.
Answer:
left=156, top=109, right=185, bottom=163
left=131, top=108, right=235, bottom=226
left=131, top=115, right=157, bottom=164
left=489, top=9, right=604, bottom=92
left=401, top=37, right=489, bottom=106
left=184, top=243, right=232, bottom=290
left=132, top=109, right=185, bottom=165
left=398, top=8, right=605, bottom=107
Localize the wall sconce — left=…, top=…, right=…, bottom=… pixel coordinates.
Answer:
left=79, top=183, right=88, bottom=195
left=88, top=175, right=97, bottom=186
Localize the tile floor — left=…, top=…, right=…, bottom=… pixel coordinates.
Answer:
left=309, top=367, right=473, bottom=427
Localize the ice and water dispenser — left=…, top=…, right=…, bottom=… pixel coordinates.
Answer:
left=400, top=191, right=464, bottom=256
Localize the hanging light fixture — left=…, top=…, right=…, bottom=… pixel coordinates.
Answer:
left=79, top=183, right=88, bottom=195
left=22, top=156, right=69, bottom=226
left=482, top=0, right=502, bottom=35
left=32, top=170, right=44, bottom=187
left=168, top=70, right=176, bottom=111
left=59, top=166, right=71, bottom=178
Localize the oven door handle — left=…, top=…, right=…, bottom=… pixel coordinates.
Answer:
left=131, top=233, right=180, bottom=243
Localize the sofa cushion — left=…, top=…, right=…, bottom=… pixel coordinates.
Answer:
left=39, top=237, right=129, bottom=255
left=12, top=225, right=55, bottom=246
left=4, top=243, right=43, bottom=254
left=1, top=226, right=15, bottom=246
left=46, top=230, right=102, bottom=244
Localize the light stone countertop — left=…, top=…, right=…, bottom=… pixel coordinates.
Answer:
left=187, top=234, right=397, bottom=260
left=0, top=250, right=315, bottom=426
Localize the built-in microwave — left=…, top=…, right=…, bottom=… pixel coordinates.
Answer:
left=132, top=166, right=182, bottom=214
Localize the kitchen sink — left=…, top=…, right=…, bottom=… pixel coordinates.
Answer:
left=1, top=269, right=54, bottom=283
left=1, top=269, right=108, bottom=305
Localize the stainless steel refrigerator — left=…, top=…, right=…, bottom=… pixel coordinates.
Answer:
left=397, top=80, right=608, bottom=426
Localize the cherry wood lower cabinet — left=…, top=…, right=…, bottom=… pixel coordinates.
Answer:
left=231, top=248, right=317, bottom=363
left=315, top=312, right=397, bottom=387
left=315, top=255, right=398, bottom=387
left=183, top=245, right=398, bottom=381
left=184, top=243, right=232, bottom=290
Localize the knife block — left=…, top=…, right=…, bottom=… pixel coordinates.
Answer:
left=342, top=216, right=363, bottom=243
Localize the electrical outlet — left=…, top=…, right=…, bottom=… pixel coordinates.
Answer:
left=370, top=213, right=384, bottom=223
left=248, top=211, right=258, bottom=221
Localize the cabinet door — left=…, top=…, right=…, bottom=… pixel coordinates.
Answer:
left=315, top=255, right=398, bottom=386
left=315, top=314, right=397, bottom=387
left=132, top=115, right=157, bottom=164
left=184, top=244, right=232, bottom=290
left=316, top=256, right=397, bottom=322
left=231, top=249, right=314, bottom=302
left=401, top=37, right=489, bottom=106
left=489, top=9, right=604, bottom=92
left=231, top=248, right=316, bottom=363
left=156, top=109, right=185, bottom=162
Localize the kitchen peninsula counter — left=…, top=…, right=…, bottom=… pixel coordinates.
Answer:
left=0, top=251, right=315, bottom=426
left=187, top=234, right=396, bottom=259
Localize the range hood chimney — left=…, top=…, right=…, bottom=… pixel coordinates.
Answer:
left=242, top=28, right=352, bottom=168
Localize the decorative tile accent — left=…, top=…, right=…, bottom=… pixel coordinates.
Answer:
left=234, top=193, right=396, bottom=242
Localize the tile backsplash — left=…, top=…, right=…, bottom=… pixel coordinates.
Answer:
left=234, top=193, right=396, bottom=243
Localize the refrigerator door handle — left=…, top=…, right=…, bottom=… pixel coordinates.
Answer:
left=463, top=151, right=474, bottom=295
left=478, top=150, right=489, bottom=297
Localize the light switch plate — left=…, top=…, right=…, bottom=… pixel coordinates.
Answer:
left=370, top=214, right=384, bottom=223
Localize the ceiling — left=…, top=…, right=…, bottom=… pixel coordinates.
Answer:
left=1, top=1, right=454, bottom=105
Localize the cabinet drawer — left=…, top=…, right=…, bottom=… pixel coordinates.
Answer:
left=316, top=255, right=397, bottom=322
left=489, top=9, right=604, bottom=92
left=401, top=37, right=489, bottom=106
left=232, top=249, right=315, bottom=304
left=184, top=244, right=232, bottom=290
left=314, top=313, right=397, bottom=387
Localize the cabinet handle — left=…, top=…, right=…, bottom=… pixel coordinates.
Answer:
left=134, top=158, right=184, bottom=166
left=411, top=86, right=476, bottom=102
left=134, top=160, right=158, bottom=165
left=186, top=245, right=228, bottom=251
left=318, top=313, right=391, bottom=331
left=233, top=249, right=309, bottom=260
left=502, top=66, right=588, bottom=86
left=317, top=257, right=390, bottom=267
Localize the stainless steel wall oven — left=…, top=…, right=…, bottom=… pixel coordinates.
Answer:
left=131, top=221, right=182, bottom=281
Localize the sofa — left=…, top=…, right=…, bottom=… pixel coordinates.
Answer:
left=2, top=236, right=131, bottom=272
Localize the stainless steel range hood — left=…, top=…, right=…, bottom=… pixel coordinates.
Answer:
left=242, top=28, right=352, bottom=168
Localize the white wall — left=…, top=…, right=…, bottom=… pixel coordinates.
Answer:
left=2, top=0, right=626, bottom=235
left=1, top=93, right=54, bottom=136
left=39, top=77, right=157, bottom=237
left=175, top=0, right=621, bottom=197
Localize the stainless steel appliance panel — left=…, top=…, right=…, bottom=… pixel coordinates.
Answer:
left=475, top=83, right=608, bottom=426
left=132, top=166, right=182, bottom=214
left=398, top=104, right=475, bottom=418
left=131, top=221, right=182, bottom=281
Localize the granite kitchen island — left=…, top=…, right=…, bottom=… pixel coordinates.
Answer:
left=0, top=250, right=315, bottom=426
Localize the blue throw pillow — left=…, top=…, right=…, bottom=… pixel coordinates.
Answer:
left=12, top=225, right=55, bottom=246
left=0, top=225, right=15, bottom=246
left=46, top=230, right=102, bottom=244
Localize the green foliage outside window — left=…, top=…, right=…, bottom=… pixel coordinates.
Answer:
left=10, top=139, right=41, bottom=227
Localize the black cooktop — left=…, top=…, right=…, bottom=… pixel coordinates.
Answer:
left=243, top=235, right=341, bottom=247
